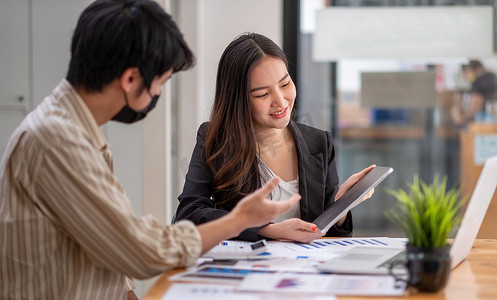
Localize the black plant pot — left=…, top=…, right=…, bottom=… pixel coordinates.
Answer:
left=406, top=245, right=451, bottom=293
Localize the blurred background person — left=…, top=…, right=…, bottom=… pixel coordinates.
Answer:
left=451, top=60, right=497, bottom=125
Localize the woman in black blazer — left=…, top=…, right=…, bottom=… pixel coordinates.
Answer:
left=175, top=33, right=374, bottom=242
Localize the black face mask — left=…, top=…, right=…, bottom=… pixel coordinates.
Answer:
left=112, top=92, right=160, bottom=124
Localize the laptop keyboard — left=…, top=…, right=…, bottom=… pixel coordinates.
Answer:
left=378, top=251, right=407, bottom=270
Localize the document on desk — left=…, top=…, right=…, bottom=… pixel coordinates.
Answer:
left=237, top=273, right=406, bottom=296
left=202, top=240, right=271, bottom=260
left=193, top=238, right=407, bottom=274
left=173, top=237, right=408, bottom=283
left=160, top=283, right=251, bottom=300
left=266, top=237, right=406, bottom=260
left=161, top=283, right=337, bottom=300
left=202, top=237, right=406, bottom=262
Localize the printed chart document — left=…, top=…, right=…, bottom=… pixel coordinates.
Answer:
left=169, top=265, right=281, bottom=284
left=203, top=237, right=406, bottom=261
left=160, top=283, right=253, bottom=300
left=237, top=273, right=406, bottom=296
left=161, top=283, right=337, bottom=300
left=267, top=237, right=406, bottom=260
left=173, top=238, right=409, bottom=282
left=164, top=239, right=408, bottom=298
left=202, top=240, right=271, bottom=260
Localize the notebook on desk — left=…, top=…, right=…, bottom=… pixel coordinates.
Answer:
left=318, top=155, right=497, bottom=275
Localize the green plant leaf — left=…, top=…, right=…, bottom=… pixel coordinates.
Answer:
left=385, top=174, right=463, bottom=248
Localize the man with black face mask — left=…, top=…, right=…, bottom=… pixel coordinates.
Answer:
left=0, top=1, right=300, bottom=300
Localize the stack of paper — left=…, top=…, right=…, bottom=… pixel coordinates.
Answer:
left=164, top=238, right=408, bottom=299
left=237, top=273, right=406, bottom=296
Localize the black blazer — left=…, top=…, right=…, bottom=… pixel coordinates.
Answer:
left=175, top=121, right=353, bottom=241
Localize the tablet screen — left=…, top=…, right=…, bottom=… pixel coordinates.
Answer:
left=313, top=166, right=393, bottom=232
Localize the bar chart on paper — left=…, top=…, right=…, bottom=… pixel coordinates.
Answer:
left=172, top=238, right=408, bottom=285
left=266, top=237, right=407, bottom=260
left=294, top=238, right=395, bottom=250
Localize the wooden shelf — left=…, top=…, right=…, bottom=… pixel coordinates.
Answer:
left=340, top=126, right=425, bottom=140
left=340, top=126, right=460, bottom=140
left=460, top=122, right=497, bottom=238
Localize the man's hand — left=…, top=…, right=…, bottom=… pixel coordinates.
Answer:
left=231, top=177, right=301, bottom=228
left=197, top=177, right=301, bottom=254
left=257, top=218, right=324, bottom=243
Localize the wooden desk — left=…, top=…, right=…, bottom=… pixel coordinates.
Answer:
left=144, top=239, right=497, bottom=300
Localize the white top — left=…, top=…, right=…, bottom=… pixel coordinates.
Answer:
left=258, top=160, right=300, bottom=222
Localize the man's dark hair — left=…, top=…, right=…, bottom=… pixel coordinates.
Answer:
left=67, top=0, right=194, bottom=92
left=469, top=60, right=484, bottom=71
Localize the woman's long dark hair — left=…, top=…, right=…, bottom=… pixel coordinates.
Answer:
left=205, top=33, right=289, bottom=210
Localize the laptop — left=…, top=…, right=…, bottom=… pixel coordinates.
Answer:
left=318, top=155, right=497, bottom=275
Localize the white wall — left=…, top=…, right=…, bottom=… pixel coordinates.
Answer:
left=174, top=0, right=283, bottom=211
left=0, top=0, right=283, bottom=297
left=31, top=0, right=93, bottom=107
left=0, top=0, right=31, bottom=157
left=313, top=6, right=494, bottom=60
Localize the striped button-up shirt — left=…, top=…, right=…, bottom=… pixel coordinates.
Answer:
left=0, top=79, right=201, bottom=300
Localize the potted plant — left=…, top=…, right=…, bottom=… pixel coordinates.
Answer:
left=386, top=175, right=464, bottom=293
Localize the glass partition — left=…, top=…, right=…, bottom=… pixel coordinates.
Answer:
left=298, top=0, right=497, bottom=237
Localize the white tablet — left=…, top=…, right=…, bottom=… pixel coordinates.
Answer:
left=313, top=166, right=393, bottom=233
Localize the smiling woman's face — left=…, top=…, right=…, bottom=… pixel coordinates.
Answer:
left=249, top=56, right=296, bottom=132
